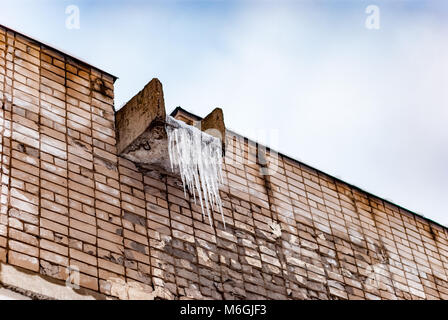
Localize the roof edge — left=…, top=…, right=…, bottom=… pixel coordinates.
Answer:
left=170, top=107, right=447, bottom=232
left=170, top=106, right=202, bottom=121
left=0, top=23, right=118, bottom=82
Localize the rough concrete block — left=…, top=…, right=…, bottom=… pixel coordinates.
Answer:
left=200, top=107, right=226, bottom=152
left=115, top=78, right=166, bottom=155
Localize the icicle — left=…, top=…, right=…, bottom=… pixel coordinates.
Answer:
left=166, top=115, right=225, bottom=228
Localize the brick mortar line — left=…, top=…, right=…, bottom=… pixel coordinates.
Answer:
left=224, top=158, right=266, bottom=295
left=218, top=162, right=235, bottom=299
left=89, top=74, right=121, bottom=290
left=119, top=162, right=149, bottom=287
left=326, top=179, right=364, bottom=299
left=117, top=164, right=128, bottom=288
left=0, top=85, right=3, bottom=257
left=185, top=179, right=211, bottom=299
left=37, top=39, right=42, bottom=268
left=316, top=175, right=342, bottom=299
left=237, top=150, right=273, bottom=299
left=0, top=38, right=3, bottom=239
left=299, top=165, right=332, bottom=299
left=228, top=142, right=274, bottom=299
left=226, top=194, right=248, bottom=299
left=200, top=154, right=248, bottom=299
left=347, top=185, right=400, bottom=299
left=411, top=211, right=444, bottom=299
left=88, top=68, right=101, bottom=292
left=138, top=167, right=151, bottom=290
left=324, top=178, right=363, bottom=299
left=314, top=177, right=358, bottom=299
left=1, top=31, right=11, bottom=264
left=309, top=172, right=368, bottom=299
left=345, top=184, right=375, bottom=298
left=5, top=31, right=14, bottom=265
left=226, top=144, right=253, bottom=299
left=257, top=148, right=291, bottom=298
left=164, top=174, right=180, bottom=298
left=366, top=195, right=402, bottom=299
left=143, top=173, right=168, bottom=295
left=285, top=166, right=329, bottom=299
left=63, top=56, right=73, bottom=287
left=0, top=34, right=4, bottom=255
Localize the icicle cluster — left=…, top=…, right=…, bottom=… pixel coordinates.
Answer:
left=166, top=116, right=224, bottom=227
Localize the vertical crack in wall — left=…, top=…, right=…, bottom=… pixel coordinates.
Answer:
left=138, top=163, right=152, bottom=292
left=0, top=31, right=12, bottom=265
left=114, top=163, right=126, bottom=293
left=186, top=188, right=208, bottom=299
left=366, top=196, right=400, bottom=299
left=347, top=186, right=399, bottom=299
left=229, top=192, right=271, bottom=299
left=4, top=31, right=14, bottom=266
left=63, top=55, right=75, bottom=289
left=309, top=172, right=337, bottom=300
left=227, top=197, right=249, bottom=299
left=418, top=215, right=445, bottom=299
left=322, top=179, right=354, bottom=300
left=0, top=35, right=5, bottom=263
left=256, top=145, right=291, bottom=299
left=37, top=38, right=43, bottom=278
left=88, top=65, right=103, bottom=292
left=163, top=174, right=179, bottom=299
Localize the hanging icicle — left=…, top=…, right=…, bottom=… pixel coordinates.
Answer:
left=165, top=115, right=225, bottom=228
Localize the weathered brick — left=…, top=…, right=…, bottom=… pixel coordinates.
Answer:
left=8, top=250, right=39, bottom=272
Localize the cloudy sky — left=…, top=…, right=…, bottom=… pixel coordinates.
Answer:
left=1, top=0, right=447, bottom=225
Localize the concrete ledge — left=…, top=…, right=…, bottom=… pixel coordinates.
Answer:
left=0, top=263, right=106, bottom=300
left=115, top=80, right=226, bottom=175
left=0, top=287, right=32, bottom=300
left=115, top=78, right=166, bottom=155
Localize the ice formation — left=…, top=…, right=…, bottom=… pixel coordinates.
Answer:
left=166, top=115, right=224, bottom=227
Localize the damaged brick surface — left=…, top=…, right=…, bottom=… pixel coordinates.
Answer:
left=1, top=24, right=448, bottom=301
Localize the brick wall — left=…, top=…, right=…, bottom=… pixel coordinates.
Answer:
left=1, top=25, right=448, bottom=300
